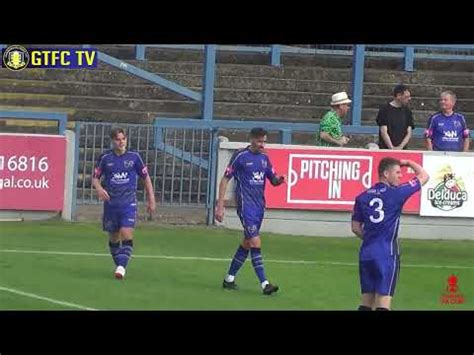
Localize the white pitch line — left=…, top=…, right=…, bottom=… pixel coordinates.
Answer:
left=1, top=248, right=473, bottom=270
left=0, top=286, right=98, bottom=311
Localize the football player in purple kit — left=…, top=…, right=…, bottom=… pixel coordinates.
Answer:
left=425, top=91, right=470, bottom=152
left=92, top=127, right=156, bottom=280
left=215, top=128, right=286, bottom=295
left=352, top=157, right=429, bottom=310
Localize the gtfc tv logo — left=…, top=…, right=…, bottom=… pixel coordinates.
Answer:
left=2, top=45, right=98, bottom=71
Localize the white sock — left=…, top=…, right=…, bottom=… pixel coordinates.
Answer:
left=261, top=280, right=269, bottom=289
left=225, top=274, right=235, bottom=283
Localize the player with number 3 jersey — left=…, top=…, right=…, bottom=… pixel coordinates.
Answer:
left=351, top=157, right=429, bottom=311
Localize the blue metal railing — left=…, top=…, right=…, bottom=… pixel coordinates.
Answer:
left=202, top=45, right=217, bottom=120
left=135, top=44, right=283, bottom=66
left=82, top=45, right=201, bottom=102
left=85, top=44, right=217, bottom=122
left=154, top=117, right=465, bottom=144
left=133, top=44, right=474, bottom=71
left=154, top=115, right=474, bottom=223
left=144, top=43, right=474, bottom=138
left=3, top=45, right=472, bottom=141
left=5, top=43, right=474, bottom=71
left=155, top=117, right=474, bottom=145
left=132, top=44, right=474, bottom=132
left=351, top=45, right=365, bottom=127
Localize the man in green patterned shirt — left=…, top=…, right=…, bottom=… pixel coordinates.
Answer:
left=317, top=92, right=352, bottom=147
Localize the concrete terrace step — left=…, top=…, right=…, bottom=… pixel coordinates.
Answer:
left=98, top=45, right=355, bottom=67
left=0, top=88, right=342, bottom=108
left=4, top=78, right=474, bottom=105
left=0, top=70, right=353, bottom=92
left=4, top=82, right=474, bottom=114
left=0, top=92, right=199, bottom=115
left=1, top=103, right=470, bottom=128
left=97, top=45, right=474, bottom=72
left=4, top=60, right=474, bottom=88
left=0, top=63, right=353, bottom=83
left=2, top=92, right=474, bottom=125
left=0, top=94, right=413, bottom=122
left=105, top=59, right=474, bottom=84
left=12, top=44, right=474, bottom=75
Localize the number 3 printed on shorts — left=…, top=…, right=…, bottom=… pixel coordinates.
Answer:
left=369, top=198, right=384, bottom=223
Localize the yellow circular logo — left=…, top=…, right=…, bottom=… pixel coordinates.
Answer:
left=3, top=45, right=30, bottom=71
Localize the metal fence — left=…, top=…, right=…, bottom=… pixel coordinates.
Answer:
left=75, top=122, right=213, bottom=208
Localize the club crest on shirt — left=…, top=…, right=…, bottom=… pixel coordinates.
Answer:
left=247, top=225, right=257, bottom=233
left=261, top=159, right=267, bottom=169
left=124, top=160, right=134, bottom=168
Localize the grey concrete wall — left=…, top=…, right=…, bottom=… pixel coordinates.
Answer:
left=216, top=141, right=474, bottom=241
left=61, top=130, right=75, bottom=220
left=0, top=210, right=58, bottom=221
left=222, top=208, right=474, bottom=240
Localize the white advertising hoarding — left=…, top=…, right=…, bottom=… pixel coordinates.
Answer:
left=420, top=155, right=474, bottom=218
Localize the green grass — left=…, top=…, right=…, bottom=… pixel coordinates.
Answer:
left=0, top=220, right=472, bottom=310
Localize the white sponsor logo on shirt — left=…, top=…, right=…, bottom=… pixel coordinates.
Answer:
left=442, top=130, right=460, bottom=141
left=111, top=172, right=130, bottom=184
left=444, top=130, right=457, bottom=138
left=250, top=171, right=265, bottom=185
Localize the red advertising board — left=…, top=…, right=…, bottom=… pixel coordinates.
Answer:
left=265, top=148, right=423, bottom=213
left=0, top=134, right=66, bottom=211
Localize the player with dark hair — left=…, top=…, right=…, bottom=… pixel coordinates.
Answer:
left=215, top=127, right=286, bottom=295
left=352, top=157, right=429, bottom=310
left=92, top=127, right=156, bottom=279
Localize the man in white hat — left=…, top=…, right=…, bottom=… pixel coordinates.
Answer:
left=317, top=92, right=351, bottom=147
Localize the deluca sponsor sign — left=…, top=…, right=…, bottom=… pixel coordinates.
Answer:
left=421, top=155, right=474, bottom=218
left=427, top=173, right=467, bottom=211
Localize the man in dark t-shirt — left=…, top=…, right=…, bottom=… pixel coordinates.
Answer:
left=376, top=84, right=415, bottom=150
